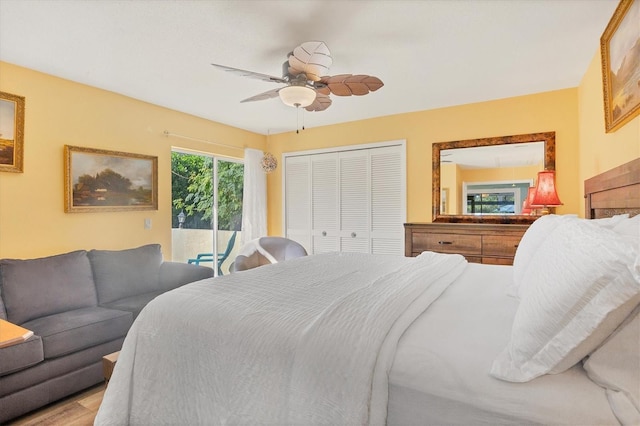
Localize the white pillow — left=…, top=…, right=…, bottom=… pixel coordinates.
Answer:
left=491, top=219, right=640, bottom=382
left=612, top=213, right=640, bottom=247
left=510, top=214, right=577, bottom=299
left=592, top=213, right=630, bottom=229
left=583, top=305, right=640, bottom=425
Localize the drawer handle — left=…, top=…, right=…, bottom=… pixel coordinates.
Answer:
left=438, top=241, right=453, bottom=245
left=322, top=231, right=327, bottom=236
left=351, top=232, right=357, bottom=238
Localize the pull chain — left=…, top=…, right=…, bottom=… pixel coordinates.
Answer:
left=294, top=104, right=306, bottom=134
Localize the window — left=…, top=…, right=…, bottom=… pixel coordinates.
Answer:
left=466, top=191, right=515, bottom=214
left=463, top=180, right=531, bottom=215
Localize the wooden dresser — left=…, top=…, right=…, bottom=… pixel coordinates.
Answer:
left=404, top=223, right=530, bottom=265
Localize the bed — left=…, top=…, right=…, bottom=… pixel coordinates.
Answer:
left=95, top=158, right=640, bottom=425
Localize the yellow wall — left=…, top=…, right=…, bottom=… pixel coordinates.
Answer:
left=2, top=42, right=637, bottom=259
left=578, top=50, right=640, bottom=198
left=0, top=62, right=265, bottom=259
left=266, top=89, right=580, bottom=235
left=440, top=163, right=458, bottom=214
left=459, top=164, right=541, bottom=184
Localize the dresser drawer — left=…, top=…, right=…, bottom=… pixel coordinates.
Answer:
left=482, top=235, right=521, bottom=257
left=420, top=233, right=482, bottom=255
left=405, top=223, right=529, bottom=264
left=482, top=257, right=513, bottom=265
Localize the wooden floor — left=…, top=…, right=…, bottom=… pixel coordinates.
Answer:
left=8, top=385, right=104, bottom=426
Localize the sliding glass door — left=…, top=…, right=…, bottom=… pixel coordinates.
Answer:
left=171, top=151, right=243, bottom=276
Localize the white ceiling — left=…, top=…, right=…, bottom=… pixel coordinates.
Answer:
left=0, top=0, right=618, bottom=136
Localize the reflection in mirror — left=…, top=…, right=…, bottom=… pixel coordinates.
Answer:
left=433, top=132, right=555, bottom=223
left=441, top=143, right=544, bottom=215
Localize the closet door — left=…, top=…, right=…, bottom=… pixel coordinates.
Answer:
left=370, top=146, right=405, bottom=255
left=311, top=153, right=339, bottom=254
left=339, top=150, right=370, bottom=253
left=284, top=142, right=406, bottom=257
left=284, top=155, right=311, bottom=253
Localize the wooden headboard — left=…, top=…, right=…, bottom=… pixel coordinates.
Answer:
left=584, top=158, right=640, bottom=219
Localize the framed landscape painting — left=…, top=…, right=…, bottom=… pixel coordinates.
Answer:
left=64, top=145, right=158, bottom=213
left=601, top=0, right=640, bottom=133
left=0, top=91, right=25, bottom=173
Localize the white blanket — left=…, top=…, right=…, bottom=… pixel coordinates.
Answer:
left=95, top=251, right=466, bottom=425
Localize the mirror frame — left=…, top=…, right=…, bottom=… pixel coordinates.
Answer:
left=432, top=131, right=556, bottom=223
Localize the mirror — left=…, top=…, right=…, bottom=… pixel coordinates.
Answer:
left=432, top=131, right=555, bottom=223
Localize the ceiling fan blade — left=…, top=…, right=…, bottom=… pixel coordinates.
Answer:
left=305, top=92, right=332, bottom=112
left=211, top=63, right=287, bottom=84
left=314, top=85, right=331, bottom=96
left=288, top=41, right=332, bottom=82
left=240, top=88, right=282, bottom=103
left=320, top=74, right=384, bottom=96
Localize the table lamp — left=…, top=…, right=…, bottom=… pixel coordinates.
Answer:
left=531, top=170, right=562, bottom=215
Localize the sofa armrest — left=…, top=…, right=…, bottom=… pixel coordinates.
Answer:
left=159, top=262, right=214, bottom=292
left=0, top=335, right=44, bottom=376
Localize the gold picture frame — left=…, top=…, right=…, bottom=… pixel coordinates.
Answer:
left=0, top=91, right=25, bottom=173
left=601, top=0, right=640, bottom=133
left=64, top=145, right=158, bottom=213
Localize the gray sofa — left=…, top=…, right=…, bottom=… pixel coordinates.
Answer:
left=0, top=244, right=213, bottom=423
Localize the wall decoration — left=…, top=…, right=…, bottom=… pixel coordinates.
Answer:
left=601, top=0, right=640, bottom=132
left=0, top=91, right=25, bottom=172
left=64, top=145, right=158, bottom=213
left=261, top=152, right=278, bottom=173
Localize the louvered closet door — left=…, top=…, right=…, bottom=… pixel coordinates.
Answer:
left=311, top=153, right=339, bottom=254
left=339, top=150, right=370, bottom=253
left=284, top=142, right=406, bottom=256
left=370, top=146, right=405, bottom=255
left=284, top=156, right=311, bottom=253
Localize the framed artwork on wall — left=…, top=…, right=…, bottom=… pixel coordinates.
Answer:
left=64, top=145, right=158, bottom=213
left=600, top=0, right=640, bottom=133
left=0, top=91, right=25, bottom=173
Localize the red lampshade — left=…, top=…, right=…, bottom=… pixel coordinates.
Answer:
left=522, top=186, right=536, bottom=214
left=531, top=171, right=562, bottom=210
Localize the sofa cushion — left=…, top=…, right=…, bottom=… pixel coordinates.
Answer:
left=22, top=307, right=132, bottom=359
left=100, top=290, right=165, bottom=319
left=0, top=337, right=124, bottom=397
left=0, top=251, right=97, bottom=325
left=89, top=244, right=163, bottom=304
left=0, top=335, right=44, bottom=377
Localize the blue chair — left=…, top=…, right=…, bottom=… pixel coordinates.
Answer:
left=188, top=231, right=238, bottom=275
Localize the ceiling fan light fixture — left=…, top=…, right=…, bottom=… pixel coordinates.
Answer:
left=279, top=85, right=316, bottom=108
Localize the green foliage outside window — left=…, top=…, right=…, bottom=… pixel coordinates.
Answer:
left=171, top=152, right=243, bottom=230
left=216, top=160, right=244, bottom=230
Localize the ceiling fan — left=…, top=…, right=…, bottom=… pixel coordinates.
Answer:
left=211, top=41, right=383, bottom=112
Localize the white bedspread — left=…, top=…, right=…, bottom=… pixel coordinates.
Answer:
left=95, top=251, right=466, bottom=425
left=387, top=263, right=620, bottom=425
